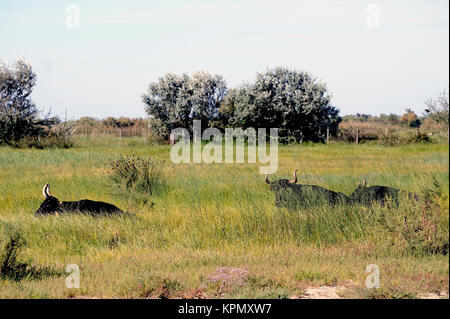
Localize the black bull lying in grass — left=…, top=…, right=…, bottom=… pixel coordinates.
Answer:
left=35, top=184, right=124, bottom=216
left=265, top=170, right=418, bottom=209
left=265, top=170, right=349, bottom=208
left=348, top=178, right=419, bottom=206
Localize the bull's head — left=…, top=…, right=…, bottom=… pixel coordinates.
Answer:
left=264, top=169, right=300, bottom=208
left=353, top=177, right=367, bottom=192
left=34, top=184, right=62, bottom=216
left=265, top=169, right=298, bottom=189
left=266, top=169, right=298, bottom=185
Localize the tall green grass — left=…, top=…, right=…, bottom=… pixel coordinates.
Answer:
left=0, top=138, right=448, bottom=298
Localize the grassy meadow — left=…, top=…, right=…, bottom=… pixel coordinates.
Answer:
left=0, top=137, right=448, bottom=298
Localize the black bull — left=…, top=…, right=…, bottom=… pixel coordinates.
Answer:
left=265, top=170, right=417, bottom=208
left=348, top=179, right=419, bottom=206
left=35, top=184, right=124, bottom=216
left=265, top=170, right=349, bottom=209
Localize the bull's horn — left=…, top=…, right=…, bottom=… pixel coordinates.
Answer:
left=288, top=169, right=298, bottom=184
left=42, top=184, right=49, bottom=198
left=265, top=172, right=270, bottom=184
left=46, top=184, right=53, bottom=197
left=362, top=178, right=367, bottom=187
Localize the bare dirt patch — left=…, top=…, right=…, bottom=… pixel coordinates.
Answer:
left=299, top=286, right=343, bottom=299
left=419, top=292, right=449, bottom=299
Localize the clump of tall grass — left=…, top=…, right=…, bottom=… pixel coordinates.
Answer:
left=109, top=155, right=165, bottom=195
left=109, top=155, right=166, bottom=208
left=372, top=177, right=449, bottom=256
left=0, top=230, right=62, bottom=281
left=402, top=177, right=449, bottom=255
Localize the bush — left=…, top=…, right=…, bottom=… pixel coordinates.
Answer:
left=379, top=132, right=400, bottom=146
left=0, top=231, right=61, bottom=281
left=380, top=131, right=433, bottom=146
left=405, top=131, right=432, bottom=144
left=375, top=177, right=449, bottom=256
left=13, top=130, right=73, bottom=149
left=109, top=155, right=165, bottom=197
left=0, top=231, right=27, bottom=281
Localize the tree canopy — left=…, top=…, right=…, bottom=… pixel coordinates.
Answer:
left=219, top=67, right=341, bottom=143
left=142, top=71, right=227, bottom=138
left=0, top=59, right=56, bottom=145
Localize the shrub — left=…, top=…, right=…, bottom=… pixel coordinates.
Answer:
left=0, top=231, right=27, bottom=281
left=376, top=177, right=449, bottom=256
left=404, top=131, right=432, bottom=144
left=13, top=131, right=73, bottom=149
left=379, top=131, right=432, bottom=146
left=109, top=155, right=165, bottom=196
left=379, top=132, right=400, bottom=146
left=0, top=231, right=61, bottom=281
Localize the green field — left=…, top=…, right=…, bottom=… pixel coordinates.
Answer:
left=0, top=138, right=448, bottom=298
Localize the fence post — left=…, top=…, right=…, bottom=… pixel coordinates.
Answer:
left=169, top=133, right=175, bottom=146
left=92, top=129, right=95, bottom=139
left=355, top=129, right=359, bottom=145
left=143, top=128, right=147, bottom=143
left=119, top=128, right=122, bottom=140
left=326, top=128, right=329, bottom=144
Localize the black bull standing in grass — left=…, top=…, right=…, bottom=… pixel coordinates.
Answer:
left=34, top=184, right=124, bottom=216
left=265, top=170, right=417, bottom=209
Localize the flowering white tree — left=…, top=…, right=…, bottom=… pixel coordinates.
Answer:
left=221, top=67, right=341, bottom=143
left=142, top=71, right=227, bottom=138
left=0, top=59, right=44, bottom=144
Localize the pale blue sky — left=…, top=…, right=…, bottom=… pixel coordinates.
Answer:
left=1, top=0, right=448, bottom=119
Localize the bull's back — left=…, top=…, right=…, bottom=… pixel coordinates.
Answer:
left=62, top=200, right=123, bottom=215
left=350, top=186, right=400, bottom=206
left=276, top=184, right=349, bottom=207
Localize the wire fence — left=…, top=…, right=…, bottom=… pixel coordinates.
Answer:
left=71, top=126, right=449, bottom=145
left=72, top=127, right=154, bottom=141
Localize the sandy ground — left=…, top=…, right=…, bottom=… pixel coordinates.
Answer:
left=290, top=285, right=449, bottom=299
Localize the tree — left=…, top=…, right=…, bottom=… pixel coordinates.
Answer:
left=225, top=67, right=341, bottom=143
left=1, top=59, right=38, bottom=143
left=0, top=59, right=55, bottom=145
left=142, top=71, right=227, bottom=138
left=188, top=71, right=227, bottom=124
left=425, top=89, right=449, bottom=128
left=400, top=109, right=421, bottom=128
left=213, top=86, right=250, bottom=129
